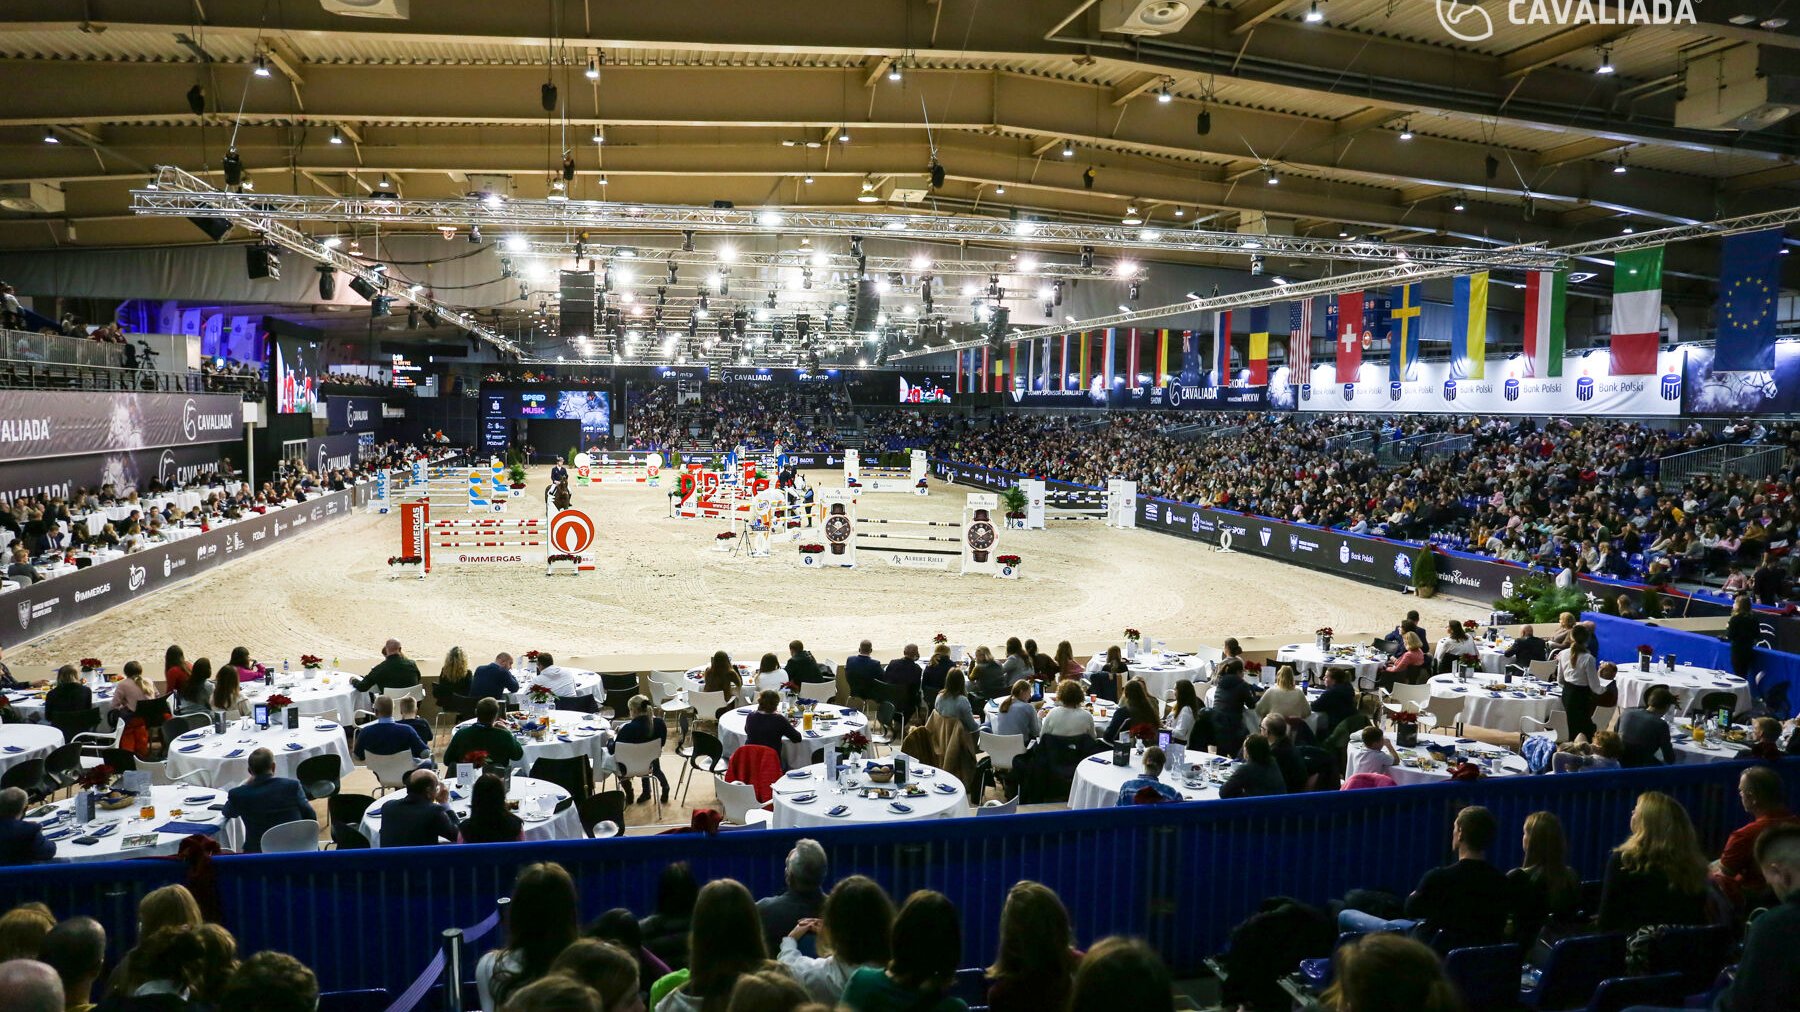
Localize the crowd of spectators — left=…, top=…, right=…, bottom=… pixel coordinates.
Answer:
left=626, top=386, right=851, bottom=452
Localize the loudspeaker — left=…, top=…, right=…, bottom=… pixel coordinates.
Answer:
left=245, top=245, right=280, bottom=281
left=558, top=269, right=598, bottom=340
left=987, top=307, right=1010, bottom=348
left=186, top=216, right=232, bottom=242
left=849, top=278, right=881, bottom=333
left=348, top=275, right=381, bottom=301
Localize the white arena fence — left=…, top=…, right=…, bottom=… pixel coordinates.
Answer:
left=810, top=488, right=1006, bottom=576
left=845, top=448, right=927, bottom=495
left=1016, top=478, right=1138, bottom=529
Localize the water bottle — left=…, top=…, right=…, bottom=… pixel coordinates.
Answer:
left=282, top=659, right=290, bottom=675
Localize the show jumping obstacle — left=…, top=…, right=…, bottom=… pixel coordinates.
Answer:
left=368, top=455, right=499, bottom=514
left=728, top=488, right=815, bottom=557
left=844, top=448, right=928, bottom=495
left=674, top=461, right=768, bottom=519
left=812, top=488, right=1004, bottom=576
left=574, top=452, right=662, bottom=487
left=397, top=500, right=596, bottom=576
left=1015, top=478, right=1139, bottom=529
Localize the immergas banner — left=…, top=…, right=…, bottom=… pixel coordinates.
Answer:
left=1296, top=350, right=1684, bottom=416
left=2, top=482, right=368, bottom=647
left=0, top=445, right=225, bottom=505
left=326, top=396, right=383, bottom=434
left=0, top=391, right=242, bottom=462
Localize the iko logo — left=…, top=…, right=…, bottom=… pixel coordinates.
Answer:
left=1501, top=576, right=1514, bottom=597
left=1504, top=378, right=1521, bottom=401
left=1576, top=376, right=1595, bottom=401
left=1339, top=543, right=1351, bottom=564
left=1443, top=380, right=1458, bottom=402
left=1258, top=528, right=1272, bottom=547
left=1342, top=382, right=1355, bottom=402
left=1394, top=553, right=1413, bottom=578
left=1389, top=381, right=1402, bottom=401
left=128, top=564, right=146, bottom=591
left=1659, top=373, right=1681, bottom=400
left=1299, top=383, right=1311, bottom=402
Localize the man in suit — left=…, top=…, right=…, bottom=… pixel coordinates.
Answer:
left=469, top=652, right=518, bottom=701
left=353, top=696, right=432, bottom=767
left=353, top=639, right=422, bottom=694
left=444, top=697, right=524, bottom=768
left=221, top=748, right=315, bottom=853
left=881, top=644, right=923, bottom=722
left=844, top=640, right=882, bottom=696
left=756, top=838, right=828, bottom=954
left=784, top=640, right=826, bottom=686
left=1311, top=667, right=1358, bottom=736
left=379, top=768, right=459, bottom=847
left=1618, top=685, right=1677, bottom=767
left=0, top=787, right=53, bottom=864
left=1503, top=625, right=1548, bottom=673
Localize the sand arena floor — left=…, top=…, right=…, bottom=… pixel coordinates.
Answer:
left=9, top=466, right=1470, bottom=670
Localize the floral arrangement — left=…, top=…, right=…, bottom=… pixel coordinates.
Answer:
left=525, top=650, right=541, bottom=662
left=547, top=554, right=582, bottom=564
left=300, top=654, right=323, bottom=670
left=77, top=764, right=116, bottom=789
left=1244, top=659, right=1264, bottom=673
left=1391, top=710, right=1419, bottom=725
left=837, top=730, right=870, bottom=756
left=1636, top=644, right=1653, bottom=655
left=387, top=555, right=422, bottom=566
left=797, top=544, right=825, bottom=554
left=1465, top=620, right=1479, bottom=629
left=1124, top=628, right=1141, bottom=641
left=933, top=633, right=948, bottom=646
left=526, top=683, right=556, bottom=704
left=782, top=681, right=799, bottom=693
left=715, top=531, right=736, bottom=540
left=266, top=693, right=293, bottom=710
left=996, top=554, right=1021, bottom=566
left=1315, top=627, right=1333, bottom=637
left=78, top=657, right=102, bottom=671
left=1129, top=721, right=1160, bottom=744
left=463, top=749, right=489, bottom=769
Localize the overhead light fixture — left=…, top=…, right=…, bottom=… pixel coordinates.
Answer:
left=585, top=50, right=601, bottom=80
left=1304, top=0, right=1325, bottom=23
left=1197, top=109, right=1211, bottom=135
left=1398, top=121, right=1413, bottom=141
left=887, top=60, right=903, bottom=82
left=1061, top=139, right=1075, bottom=158
left=330, top=125, right=343, bottom=145
left=592, top=128, right=605, bottom=145
left=598, top=174, right=608, bottom=186
left=1141, top=228, right=1162, bottom=241
left=1452, top=195, right=1466, bottom=211
left=1157, top=79, right=1173, bottom=104
left=322, top=236, right=343, bottom=248
left=1596, top=47, right=1614, bottom=74
left=1265, top=167, right=1279, bottom=185
left=1338, top=226, right=1349, bottom=238
left=1612, top=155, right=1628, bottom=174
left=803, top=173, right=814, bottom=184
left=857, top=179, right=880, bottom=203
left=1173, top=207, right=1185, bottom=217
left=1121, top=205, right=1143, bottom=225
left=838, top=127, right=851, bottom=143
left=253, top=53, right=271, bottom=78
left=42, top=128, right=57, bottom=144
left=1621, top=226, right=1635, bottom=234
left=994, top=183, right=1006, bottom=195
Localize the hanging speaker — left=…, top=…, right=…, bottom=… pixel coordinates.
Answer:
left=558, top=269, right=598, bottom=340
left=245, top=245, right=281, bottom=281
left=348, top=275, right=380, bottom=302
left=850, top=279, right=881, bottom=333
left=186, top=217, right=232, bottom=242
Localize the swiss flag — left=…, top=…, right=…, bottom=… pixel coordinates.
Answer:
left=1334, top=291, right=1364, bottom=384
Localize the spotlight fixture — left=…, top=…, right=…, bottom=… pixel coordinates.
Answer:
left=1250, top=255, right=1264, bottom=277
left=42, top=128, right=57, bottom=144
left=857, top=178, right=880, bottom=203
left=1079, top=246, right=1094, bottom=268
left=1122, top=205, right=1143, bottom=225
left=1265, top=167, right=1279, bottom=185
left=1157, top=79, right=1173, bottom=103
left=253, top=53, right=271, bottom=78
left=322, top=236, right=343, bottom=248
left=1612, top=155, right=1628, bottom=174
left=1452, top=195, right=1466, bottom=212
left=599, top=174, right=609, bottom=186
left=888, top=60, right=903, bottom=82
left=929, top=160, right=946, bottom=189
left=1061, top=139, right=1075, bottom=158
left=468, top=224, right=483, bottom=243
left=994, top=183, right=1006, bottom=195
left=1082, top=166, right=1097, bottom=190
left=849, top=236, right=864, bottom=258
left=681, top=230, right=695, bottom=253
left=1398, top=121, right=1413, bottom=141
left=1174, top=207, right=1185, bottom=217
left=1185, top=291, right=1202, bottom=301
left=1197, top=109, right=1212, bottom=135
left=1128, top=280, right=1141, bottom=301
left=1305, top=0, right=1324, bottom=22
left=803, top=173, right=814, bottom=184
left=592, top=127, right=605, bottom=145
left=838, top=127, right=851, bottom=143
left=585, top=51, right=601, bottom=80
left=186, top=84, right=206, bottom=116
left=1595, top=47, right=1614, bottom=74
left=541, top=81, right=558, bottom=111
left=222, top=148, right=244, bottom=188
left=1338, top=225, right=1349, bottom=238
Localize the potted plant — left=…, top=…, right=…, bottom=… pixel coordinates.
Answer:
left=798, top=543, right=826, bottom=568
left=266, top=693, right=299, bottom=729
left=1412, top=547, right=1439, bottom=599
left=1129, top=721, right=1159, bottom=756
left=1392, top=708, right=1420, bottom=748
left=300, top=654, right=323, bottom=671
left=526, top=683, right=557, bottom=707
left=565, top=446, right=578, bottom=465
left=1124, top=627, right=1142, bottom=659
left=837, top=730, right=869, bottom=762
left=996, top=554, right=1021, bottom=579
left=715, top=530, right=737, bottom=552
left=79, top=657, right=103, bottom=678
left=1315, top=627, right=1334, bottom=652
left=507, top=461, right=527, bottom=489
left=1636, top=644, right=1653, bottom=672
left=1000, top=485, right=1029, bottom=529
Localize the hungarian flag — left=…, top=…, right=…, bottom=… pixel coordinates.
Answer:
left=1333, top=291, right=1364, bottom=385
left=1609, top=247, right=1663, bottom=375
left=1450, top=272, right=1488, bottom=380
left=1523, top=270, right=1567, bottom=378
left=1247, top=306, right=1270, bottom=386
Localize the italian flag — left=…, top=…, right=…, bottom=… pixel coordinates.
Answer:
left=1609, top=247, right=1663, bottom=375
left=1522, top=270, right=1566, bottom=378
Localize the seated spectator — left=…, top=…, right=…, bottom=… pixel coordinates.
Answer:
left=0, top=904, right=54, bottom=961
left=585, top=907, right=669, bottom=1002
left=1597, top=791, right=1709, bottom=933
left=97, top=924, right=209, bottom=1012
left=468, top=653, right=519, bottom=704
left=1104, top=679, right=1161, bottom=744
left=984, top=881, right=1079, bottom=1012
left=1087, top=646, right=1128, bottom=703
left=220, top=748, right=314, bottom=854
left=531, top=653, right=580, bottom=699
left=353, top=695, right=431, bottom=765
left=478, top=863, right=581, bottom=1011
left=209, top=666, right=249, bottom=719
left=353, top=639, right=422, bottom=694
left=171, top=659, right=212, bottom=717
left=844, top=642, right=883, bottom=694
left=547, top=939, right=640, bottom=1012
left=1380, top=633, right=1427, bottom=685
left=1220, top=736, right=1286, bottom=799
left=1502, top=625, right=1548, bottom=672
left=777, top=875, right=893, bottom=1006
left=640, top=864, right=699, bottom=971
left=459, top=774, right=524, bottom=845
left=396, top=695, right=433, bottom=749
left=1205, top=660, right=1258, bottom=754
left=1311, top=667, right=1357, bottom=735
left=920, top=645, right=953, bottom=700
left=1322, top=934, right=1460, bottom=1012
left=744, top=691, right=802, bottom=762
left=446, top=698, right=526, bottom=769
left=1339, top=806, right=1511, bottom=947
left=435, top=647, right=474, bottom=709
left=41, top=666, right=92, bottom=726
left=652, top=880, right=787, bottom=1012
left=609, top=696, right=670, bottom=805
left=840, top=890, right=966, bottom=1012
left=1166, top=681, right=1204, bottom=747
left=1618, top=686, right=1677, bottom=767
left=784, top=641, right=824, bottom=688
left=987, top=680, right=1040, bottom=743
left=0, top=959, right=64, bottom=1012
left=932, top=671, right=979, bottom=738
left=1507, top=811, right=1580, bottom=948
left=966, top=647, right=1006, bottom=703
left=1348, top=725, right=1398, bottom=779
left=1745, top=716, right=1784, bottom=762
left=379, top=769, right=459, bottom=848
left=1065, top=936, right=1174, bottom=1012
left=1714, top=766, right=1799, bottom=907
left=1115, top=746, right=1181, bottom=806
left=1039, top=681, right=1095, bottom=739
left=0, top=788, right=53, bottom=865
left=756, top=840, right=827, bottom=955
left=38, top=915, right=105, bottom=1012
left=218, top=952, right=317, bottom=1012
left=1254, top=666, right=1311, bottom=721
left=1710, top=822, right=1800, bottom=1012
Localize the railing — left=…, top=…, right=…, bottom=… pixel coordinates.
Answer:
left=0, top=327, right=252, bottom=395
left=1324, top=429, right=1378, bottom=453
left=0, top=327, right=126, bottom=369
left=1720, top=445, right=1792, bottom=484
left=1656, top=442, right=1785, bottom=490
left=1416, top=433, right=1474, bottom=462
left=0, top=758, right=1787, bottom=998
left=1376, top=432, right=1439, bottom=468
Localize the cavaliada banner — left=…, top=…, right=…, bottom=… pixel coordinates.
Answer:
left=1296, top=349, right=1683, bottom=416
left=0, top=390, right=243, bottom=463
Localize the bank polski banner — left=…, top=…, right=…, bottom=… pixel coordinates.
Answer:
left=1296, top=349, right=1682, bottom=416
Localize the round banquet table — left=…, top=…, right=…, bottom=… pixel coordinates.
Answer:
left=1068, top=750, right=1233, bottom=809
left=361, top=774, right=582, bottom=846
left=5, top=682, right=115, bottom=729
left=510, top=669, right=604, bottom=705
left=982, top=695, right=1118, bottom=730
left=769, top=759, right=967, bottom=829
left=27, top=785, right=241, bottom=862
left=166, top=718, right=353, bottom=788
left=1276, top=644, right=1388, bottom=686
left=1349, top=732, right=1530, bottom=786
left=718, top=705, right=868, bottom=770
left=1671, top=723, right=1756, bottom=765
left=1428, top=674, right=1561, bottom=733
left=1614, top=665, right=1751, bottom=715
left=0, top=723, right=64, bottom=777
left=1206, top=685, right=1327, bottom=734
left=1084, top=651, right=1206, bottom=700
left=242, top=671, right=361, bottom=725
left=455, top=710, right=612, bottom=773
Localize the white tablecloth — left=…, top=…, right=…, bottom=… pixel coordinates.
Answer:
left=510, top=669, right=604, bottom=704
left=0, top=724, right=63, bottom=776
left=1350, top=732, right=1530, bottom=786
left=769, top=759, right=967, bottom=829
left=360, top=774, right=582, bottom=846
left=28, top=785, right=241, bottom=862
left=1671, top=724, right=1756, bottom=765
left=243, top=672, right=361, bottom=725
left=1428, top=675, right=1560, bottom=733
left=1276, top=644, right=1388, bottom=685
left=1068, top=750, right=1232, bottom=809
left=718, top=705, right=868, bottom=770
left=456, top=710, right=612, bottom=773
left=982, top=696, right=1118, bottom=729
left=5, top=680, right=116, bottom=729
left=1615, top=665, right=1751, bottom=715
left=166, top=719, right=352, bottom=789
left=1084, top=651, right=1206, bottom=700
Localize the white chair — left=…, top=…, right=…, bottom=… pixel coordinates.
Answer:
left=976, top=796, right=1019, bottom=817
left=362, top=749, right=420, bottom=795
left=1387, top=682, right=1432, bottom=710
left=381, top=685, right=426, bottom=705
left=611, top=739, right=666, bottom=823
left=1423, top=695, right=1467, bottom=736
left=259, top=819, right=321, bottom=853
left=136, top=757, right=209, bottom=788
left=976, top=731, right=1025, bottom=801
left=755, top=669, right=788, bottom=693
left=72, top=720, right=125, bottom=757
left=1527, top=660, right=1558, bottom=681
left=714, top=776, right=772, bottom=827
left=685, top=689, right=731, bottom=730
left=1520, top=714, right=1571, bottom=743
left=1592, top=705, right=1618, bottom=733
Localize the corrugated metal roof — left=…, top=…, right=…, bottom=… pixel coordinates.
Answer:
left=0, top=27, right=256, bottom=62
left=1292, top=0, right=1556, bottom=55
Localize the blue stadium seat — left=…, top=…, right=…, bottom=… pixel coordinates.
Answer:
left=1521, top=933, right=1627, bottom=1011
left=1444, top=943, right=1522, bottom=1012
left=1582, top=972, right=1685, bottom=1012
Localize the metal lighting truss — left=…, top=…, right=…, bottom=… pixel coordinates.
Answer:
left=902, top=204, right=1800, bottom=358
left=517, top=240, right=1146, bottom=283
left=140, top=167, right=520, bottom=353
left=129, top=176, right=1564, bottom=270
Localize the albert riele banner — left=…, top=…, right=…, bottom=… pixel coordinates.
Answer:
left=1297, top=350, right=1683, bottom=416
left=0, top=445, right=225, bottom=505
left=2, top=481, right=369, bottom=647
left=0, top=391, right=243, bottom=462
left=326, top=396, right=383, bottom=434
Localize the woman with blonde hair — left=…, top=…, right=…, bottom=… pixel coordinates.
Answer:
left=104, top=885, right=203, bottom=996
left=984, top=881, right=1079, bottom=1012
left=1507, top=811, right=1581, bottom=947
left=0, top=902, right=55, bottom=961
left=436, top=646, right=473, bottom=708
left=1596, top=791, right=1709, bottom=933
left=723, top=969, right=811, bottom=1012
left=1380, top=633, right=1426, bottom=685
left=1255, top=666, right=1312, bottom=720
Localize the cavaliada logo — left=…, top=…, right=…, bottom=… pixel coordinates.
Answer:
left=1436, top=0, right=1693, bottom=42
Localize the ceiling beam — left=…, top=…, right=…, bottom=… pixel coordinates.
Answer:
left=1231, top=0, right=1306, bottom=34
left=1499, top=23, right=1636, bottom=78
left=1722, top=162, right=1800, bottom=193
left=1109, top=72, right=1162, bottom=106
left=1536, top=136, right=1631, bottom=169
left=862, top=56, right=894, bottom=89
left=1332, top=106, right=1407, bottom=139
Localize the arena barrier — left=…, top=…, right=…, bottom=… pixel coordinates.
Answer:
left=1017, top=478, right=1139, bottom=529
left=814, top=488, right=1003, bottom=575
left=845, top=448, right=928, bottom=495
left=728, top=488, right=816, bottom=557
left=674, top=461, right=768, bottom=519
left=574, top=451, right=662, bottom=487
left=397, top=500, right=596, bottom=576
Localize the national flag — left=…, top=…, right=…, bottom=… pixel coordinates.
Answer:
left=1523, top=270, right=1567, bottom=378
left=1127, top=327, right=1140, bottom=385
left=1059, top=333, right=1069, bottom=389
left=1610, top=246, right=1664, bottom=375
left=1156, top=329, right=1171, bottom=385
left=1102, top=328, right=1117, bottom=386
left=980, top=346, right=990, bottom=393
left=1211, top=311, right=1232, bottom=385
left=1333, top=292, right=1364, bottom=384
left=1451, top=272, right=1488, bottom=380
left=1078, top=331, right=1090, bottom=389
left=1288, top=300, right=1312, bottom=380
left=1716, top=230, right=1783, bottom=373
left=1179, top=329, right=1201, bottom=385
left=1388, top=284, right=1421, bottom=382
left=1039, top=335, right=1052, bottom=390
left=953, top=347, right=962, bottom=393
left=1247, top=306, right=1270, bottom=386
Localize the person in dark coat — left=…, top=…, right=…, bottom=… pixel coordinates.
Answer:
left=220, top=748, right=315, bottom=853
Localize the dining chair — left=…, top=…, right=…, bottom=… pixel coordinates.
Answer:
left=713, top=776, right=771, bottom=827
left=529, top=756, right=594, bottom=801
left=578, top=790, right=626, bottom=837
left=48, top=707, right=102, bottom=743
left=976, top=796, right=1019, bottom=817
left=295, top=753, right=343, bottom=800
left=676, top=731, right=726, bottom=805
left=260, top=819, right=322, bottom=853
left=135, top=757, right=209, bottom=789
left=362, top=750, right=420, bottom=796
left=609, top=739, right=666, bottom=823
left=975, top=731, right=1025, bottom=801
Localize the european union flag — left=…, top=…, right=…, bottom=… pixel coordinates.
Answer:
left=1716, top=229, right=1784, bottom=372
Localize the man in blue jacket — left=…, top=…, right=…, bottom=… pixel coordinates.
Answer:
left=221, top=748, right=316, bottom=853
left=469, top=652, right=519, bottom=702
left=353, top=696, right=432, bottom=767
left=0, top=786, right=53, bottom=864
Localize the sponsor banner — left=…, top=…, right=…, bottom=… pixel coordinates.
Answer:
left=0, top=390, right=242, bottom=462
left=999, top=382, right=1273, bottom=411
left=1682, top=342, right=1800, bottom=416
left=0, top=445, right=224, bottom=506
left=1136, top=497, right=1419, bottom=591
left=719, top=367, right=842, bottom=384
left=1297, top=350, right=1683, bottom=416
left=3, top=482, right=367, bottom=647
left=299, top=434, right=361, bottom=473
left=326, top=396, right=384, bottom=434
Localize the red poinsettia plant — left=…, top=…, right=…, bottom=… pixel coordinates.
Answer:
left=1129, top=721, right=1160, bottom=744
left=1243, top=659, right=1264, bottom=673
left=387, top=555, right=422, bottom=566
left=547, top=553, right=581, bottom=564
left=933, top=633, right=948, bottom=646
left=77, top=764, right=116, bottom=789
left=1636, top=644, right=1654, bottom=655
left=266, top=693, right=293, bottom=709
left=526, top=683, right=556, bottom=703
left=78, top=658, right=102, bottom=671
left=463, top=749, right=490, bottom=768
left=715, top=531, right=736, bottom=540
left=797, top=544, right=825, bottom=554
left=1315, top=627, right=1334, bottom=637
left=996, top=554, right=1021, bottom=566
left=1124, top=628, right=1142, bottom=641
left=1464, top=620, right=1479, bottom=630
left=524, top=650, right=540, bottom=661
left=1391, top=710, right=1420, bottom=725
left=299, top=654, right=323, bottom=669
left=837, top=730, right=870, bottom=755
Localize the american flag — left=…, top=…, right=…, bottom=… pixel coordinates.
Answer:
left=1288, top=299, right=1313, bottom=380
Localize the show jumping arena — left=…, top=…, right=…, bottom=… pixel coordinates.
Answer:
left=6, top=465, right=1469, bottom=669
